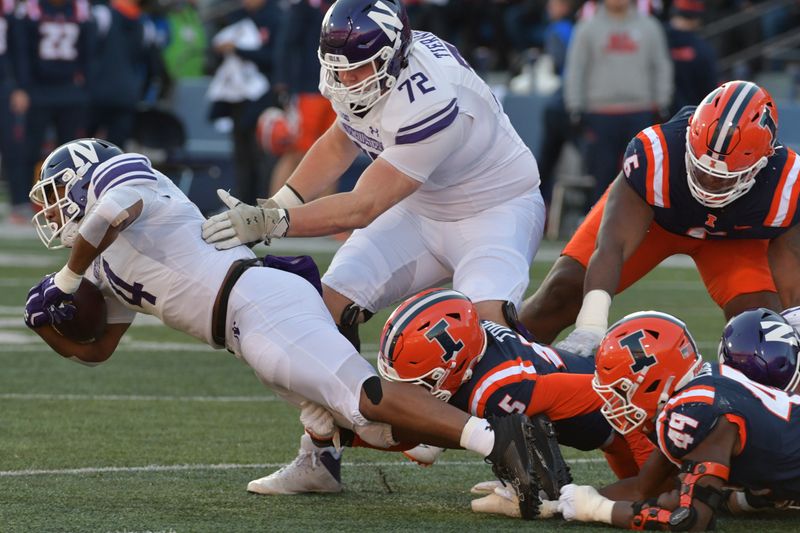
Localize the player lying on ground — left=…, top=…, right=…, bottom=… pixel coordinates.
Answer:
left=249, top=289, right=654, bottom=515
left=23, top=138, right=545, bottom=519
left=519, top=80, right=800, bottom=356
left=556, top=311, right=800, bottom=530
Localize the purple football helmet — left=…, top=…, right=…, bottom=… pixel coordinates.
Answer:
left=719, top=308, right=800, bottom=392
left=30, top=138, right=122, bottom=249
left=318, top=0, right=412, bottom=113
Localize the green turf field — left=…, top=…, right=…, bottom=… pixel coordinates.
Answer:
left=0, top=234, right=797, bottom=532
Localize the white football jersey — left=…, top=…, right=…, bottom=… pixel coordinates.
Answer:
left=326, top=31, right=540, bottom=220
left=82, top=154, right=253, bottom=345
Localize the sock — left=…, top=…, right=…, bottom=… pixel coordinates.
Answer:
left=459, top=416, right=495, bottom=457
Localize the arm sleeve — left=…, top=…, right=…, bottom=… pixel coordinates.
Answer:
left=527, top=373, right=603, bottom=420
left=379, top=110, right=468, bottom=183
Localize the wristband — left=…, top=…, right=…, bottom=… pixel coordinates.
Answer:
left=272, top=184, right=305, bottom=208
left=575, top=289, right=612, bottom=331
left=53, top=265, right=83, bottom=294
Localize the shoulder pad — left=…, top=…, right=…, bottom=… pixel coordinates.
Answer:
left=381, top=53, right=458, bottom=139
left=656, top=385, right=718, bottom=465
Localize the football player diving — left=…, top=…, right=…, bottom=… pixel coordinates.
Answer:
left=23, top=138, right=547, bottom=519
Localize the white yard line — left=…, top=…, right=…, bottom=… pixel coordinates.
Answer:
left=0, top=393, right=278, bottom=402
left=0, top=457, right=605, bottom=477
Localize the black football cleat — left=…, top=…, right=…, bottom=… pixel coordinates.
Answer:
left=485, top=414, right=542, bottom=519
left=526, top=414, right=573, bottom=500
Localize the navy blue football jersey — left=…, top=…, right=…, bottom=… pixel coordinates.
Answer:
left=449, top=320, right=611, bottom=451
left=623, top=107, right=800, bottom=240
left=13, top=0, right=94, bottom=89
left=656, top=363, right=800, bottom=499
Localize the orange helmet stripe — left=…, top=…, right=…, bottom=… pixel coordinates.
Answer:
left=765, top=150, right=800, bottom=227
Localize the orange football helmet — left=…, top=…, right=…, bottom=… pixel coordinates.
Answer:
left=686, top=80, right=778, bottom=207
left=256, top=107, right=297, bottom=156
left=593, top=311, right=703, bottom=435
left=377, top=288, right=487, bottom=401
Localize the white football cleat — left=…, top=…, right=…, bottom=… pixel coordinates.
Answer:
left=402, top=444, right=445, bottom=466
left=247, top=434, right=343, bottom=495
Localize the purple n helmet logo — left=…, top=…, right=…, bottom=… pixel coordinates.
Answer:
left=367, top=0, right=403, bottom=41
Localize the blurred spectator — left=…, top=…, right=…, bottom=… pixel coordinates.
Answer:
left=536, top=0, right=575, bottom=207
left=406, top=0, right=456, bottom=45
left=89, top=0, right=159, bottom=148
left=267, top=0, right=335, bottom=196
left=161, top=0, right=207, bottom=79
left=208, top=0, right=281, bottom=205
left=13, top=0, right=96, bottom=220
left=665, top=0, right=717, bottom=115
left=564, top=0, right=672, bottom=208
left=1, top=0, right=30, bottom=224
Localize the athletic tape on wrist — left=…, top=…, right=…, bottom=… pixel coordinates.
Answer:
left=54, top=265, right=82, bottom=294
left=575, top=290, right=612, bottom=331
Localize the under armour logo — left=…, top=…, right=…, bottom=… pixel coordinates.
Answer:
left=369, top=126, right=379, bottom=136
left=232, top=321, right=241, bottom=341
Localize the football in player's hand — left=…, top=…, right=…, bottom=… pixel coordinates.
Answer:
left=53, top=279, right=107, bottom=343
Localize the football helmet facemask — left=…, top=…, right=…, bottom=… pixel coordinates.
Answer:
left=30, top=138, right=122, bottom=249
left=593, top=311, right=703, bottom=435
left=377, top=288, right=487, bottom=401
left=318, top=0, right=412, bottom=114
left=685, top=80, right=778, bottom=208
left=719, top=308, right=800, bottom=392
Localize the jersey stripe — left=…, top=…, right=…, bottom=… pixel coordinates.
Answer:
left=396, top=99, right=459, bottom=145
left=468, top=359, right=537, bottom=417
left=637, top=126, right=670, bottom=207
left=664, top=385, right=715, bottom=411
left=765, top=150, right=800, bottom=227
left=724, top=413, right=748, bottom=456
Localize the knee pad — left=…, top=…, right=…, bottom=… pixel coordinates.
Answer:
left=502, top=301, right=535, bottom=342
left=337, top=303, right=374, bottom=352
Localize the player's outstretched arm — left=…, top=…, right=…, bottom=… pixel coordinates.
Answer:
left=561, top=418, right=737, bottom=530
left=557, top=176, right=654, bottom=356
left=31, top=322, right=130, bottom=366
left=286, top=157, right=421, bottom=237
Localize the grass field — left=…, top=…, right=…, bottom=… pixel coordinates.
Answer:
left=0, top=231, right=797, bottom=532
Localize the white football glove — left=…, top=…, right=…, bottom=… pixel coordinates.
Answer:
left=201, top=189, right=289, bottom=250
left=558, top=484, right=615, bottom=524
left=402, top=444, right=444, bottom=466
left=299, top=401, right=340, bottom=449
left=470, top=480, right=559, bottom=519
left=555, top=326, right=605, bottom=356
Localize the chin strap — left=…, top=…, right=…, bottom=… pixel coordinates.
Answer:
left=630, top=461, right=730, bottom=531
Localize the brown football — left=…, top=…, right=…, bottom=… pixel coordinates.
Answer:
left=52, top=278, right=107, bottom=343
